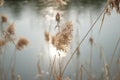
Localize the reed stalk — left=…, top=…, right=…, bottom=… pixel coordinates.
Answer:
left=62, top=2, right=108, bottom=76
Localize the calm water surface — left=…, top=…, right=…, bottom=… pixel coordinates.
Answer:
left=0, top=0, right=120, bottom=80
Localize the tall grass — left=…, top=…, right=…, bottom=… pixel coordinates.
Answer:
left=0, top=0, right=120, bottom=80
left=0, top=5, right=29, bottom=80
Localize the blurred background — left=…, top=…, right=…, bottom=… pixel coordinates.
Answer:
left=0, top=0, right=120, bottom=80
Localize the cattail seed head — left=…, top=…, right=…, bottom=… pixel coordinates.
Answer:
left=0, top=39, right=6, bottom=47
left=16, top=37, right=29, bottom=50
left=107, top=0, right=120, bottom=13
left=56, top=12, right=60, bottom=23
left=7, top=23, right=15, bottom=35
left=1, top=15, right=7, bottom=22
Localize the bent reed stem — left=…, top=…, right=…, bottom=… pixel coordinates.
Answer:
left=62, top=2, right=108, bottom=76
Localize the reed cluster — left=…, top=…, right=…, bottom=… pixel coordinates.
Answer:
left=1, top=0, right=120, bottom=80
left=107, top=0, right=120, bottom=14
left=45, top=21, right=73, bottom=52
left=0, top=15, right=29, bottom=80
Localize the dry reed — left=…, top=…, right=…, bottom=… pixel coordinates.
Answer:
left=11, top=68, right=15, bottom=80
left=109, top=38, right=120, bottom=68
left=0, top=0, right=120, bottom=80
left=79, top=65, right=83, bottom=80
left=56, top=12, right=60, bottom=24
left=7, top=23, right=15, bottom=35
left=16, top=37, right=29, bottom=50
left=0, top=5, right=29, bottom=80
left=44, top=31, right=50, bottom=42
left=48, top=55, right=57, bottom=80
left=1, top=15, right=7, bottom=23
left=99, top=12, right=106, bottom=33
left=0, top=39, right=6, bottom=47
left=99, top=0, right=120, bottom=33
left=52, top=21, right=73, bottom=52
left=37, top=59, right=43, bottom=80
left=104, top=64, right=110, bottom=80
left=55, top=12, right=60, bottom=30
left=108, top=0, right=120, bottom=13
left=45, top=21, right=73, bottom=52
left=62, top=3, right=108, bottom=76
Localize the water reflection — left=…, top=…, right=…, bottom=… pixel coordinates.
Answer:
left=0, top=0, right=120, bottom=80
left=3, top=0, right=106, bottom=19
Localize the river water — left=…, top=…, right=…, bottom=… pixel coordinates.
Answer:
left=0, top=0, right=120, bottom=80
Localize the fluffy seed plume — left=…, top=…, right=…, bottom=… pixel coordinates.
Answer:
left=16, top=37, right=29, bottom=50
left=107, top=0, right=120, bottom=13
left=1, top=15, right=7, bottom=22
left=52, top=21, right=73, bottom=52
left=7, top=23, right=15, bottom=35
left=0, top=39, right=6, bottom=47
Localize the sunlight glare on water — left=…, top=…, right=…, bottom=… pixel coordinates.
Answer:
left=49, top=43, right=67, bottom=58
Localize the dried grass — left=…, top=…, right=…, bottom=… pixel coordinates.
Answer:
left=44, top=31, right=50, bottom=42
left=52, top=21, right=73, bottom=52
left=0, top=12, right=29, bottom=80
left=0, top=39, right=6, bottom=47
left=16, top=37, right=29, bottom=50
left=109, top=38, right=120, bottom=67
left=62, top=3, right=108, bottom=75
left=1, top=15, right=7, bottom=22
left=99, top=12, right=106, bottom=33
left=44, top=21, right=73, bottom=52
left=56, top=12, right=60, bottom=23
left=7, top=23, right=15, bottom=35
left=104, top=64, right=110, bottom=80
left=11, top=68, right=15, bottom=80
left=79, top=65, right=83, bottom=80
left=37, top=59, right=43, bottom=80
left=99, top=0, right=120, bottom=33
left=0, top=1, right=120, bottom=80
left=55, top=12, right=61, bottom=30
left=48, top=55, right=57, bottom=80
left=107, top=0, right=120, bottom=13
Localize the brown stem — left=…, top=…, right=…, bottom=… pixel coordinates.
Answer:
left=48, top=55, right=56, bottom=80
left=109, top=38, right=120, bottom=68
left=62, top=3, right=108, bottom=76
